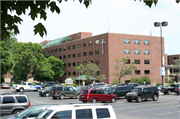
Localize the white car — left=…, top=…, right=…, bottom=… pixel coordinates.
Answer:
left=36, top=103, right=117, bottom=119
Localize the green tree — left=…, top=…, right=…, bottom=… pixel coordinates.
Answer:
left=113, top=56, right=137, bottom=83
left=76, top=62, right=100, bottom=85
left=131, top=76, right=152, bottom=84
left=43, top=52, right=51, bottom=58
left=4, top=31, right=18, bottom=50
left=0, top=41, right=13, bottom=83
left=111, top=79, right=120, bottom=85
left=98, top=75, right=105, bottom=82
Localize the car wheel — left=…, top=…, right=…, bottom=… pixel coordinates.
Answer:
left=60, top=94, right=65, bottom=99
left=168, top=90, right=172, bottom=95
left=111, top=97, right=116, bottom=103
left=53, top=96, right=57, bottom=99
left=82, top=101, right=87, bottom=103
left=127, top=99, right=132, bottom=102
left=137, top=96, right=142, bottom=103
left=16, top=90, right=19, bottom=92
left=46, top=93, right=49, bottom=97
left=76, top=94, right=79, bottom=99
left=92, top=98, right=97, bottom=103
left=13, top=110, right=22, bottom=114
left=153, top=95, right=158, bottom=101
left=20, top=88, right=24, bottom=92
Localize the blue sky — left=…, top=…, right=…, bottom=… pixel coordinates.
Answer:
left=15, top=0, right=180, bottom=55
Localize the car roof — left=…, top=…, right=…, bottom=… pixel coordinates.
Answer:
left=0, top=93, right=27, bottom=96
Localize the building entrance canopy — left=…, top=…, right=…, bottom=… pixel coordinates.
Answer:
left=75, top=75, right=96, bottom=81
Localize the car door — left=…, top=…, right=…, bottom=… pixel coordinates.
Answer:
left=96, top=90, right=104, bottom=101
left=28, top=83, right=35, bottom=90
left=0, top=96, right=15, bottom=115
left=64, top=87, right=71, bottom=97
left=69, top=87, right=76, bottom=97
left=103, top=90, right=112, bottom=101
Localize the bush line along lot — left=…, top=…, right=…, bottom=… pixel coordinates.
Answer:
left=1, top=88, right=180, bottom=119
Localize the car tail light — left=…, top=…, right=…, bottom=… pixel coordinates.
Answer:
left=87, top=94, right=89, bottom=99
left=8, top=84, right=10, bottom=86
left=3, top=84, right=5, bottom=86
left=29, top=102, right=31, bottom=106
left=163, top=88, right=165, bottom=90
left=178, top=88, right=180, bottom=91
left=158, top=90, right=159, bottom=93
left=16, top=85, right=17, bottom=87
left=55, top=91, right=58, bottom=94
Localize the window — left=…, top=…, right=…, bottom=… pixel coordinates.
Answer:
left=95, top=60, right=99, bottom=65
left=124, top=49, right=130, bottom=54
left=95, top=50, right=99, bottom=55
left=125, top=59, right=130, bottom=64
left=144, top=60, right=150, bottom=64
left=59, top=56, right=62, bottom=59
left=78, top=62, right=81, bottom=66
left=77, top=44, right=81, bottom=48
left=96, top=71, right=100, bottom=75
left=68, top=72, right=71, bottom=76
left=90, top=60, right=93, bottom=63
left=68, top=46, right=71, bottom=50
left=144, top=70, right=150, bottom=74
left=26, top=108, right=44, bottom=117
left=48, top=50, right=50, bottom=53
left=83, top=61, right=87, bottom=65
left=96, top=108, right=110, bottom=118
left=15, top=96, right=27, bottom=103
left=51, top=50, right=54, bottom=53
left=78, top=53, right=81, bottom=57
left=72, top=45, right=76, bottom=49
left=52, top=110, right=72, bottom=119
left=68, top=63, right=71, bottom=67
left=57, top=87, right=63, bottom=91
left=104, top=90, right=110, bottom=94
left=63, top=47, right=66, bottom=51
left=89, top=51, right=93, bottom=56
left=64, top=63, right=66, bottom=67
left=134, top=39, right=140, bottom=44
left=68, top=54, right=71, bottom=58
left=73, top=72, right=76, bottom=75
left=63, top=55, right=66, bottom=59
left=59, top=48, right=61, bottom=52
left=95, top=40, right=99, bottom=45
left=134, top=50, right=140, bottom=54
left=124, top=39, right=130, bottom=44
left=73, top=62, right=76, bottom=66
left=73, top=54, right=76, bottom=58
left=55, top=49, right=57, bottom=52
left=83, top=52, right=87, bottom=56
left=144, top=50, right=150, bottom=55
left=83, top=42, right=87, bottom=47
left=76, top=109, right=93, bottom=119
left=144, top=40, right=149, bottom=45
left=3, top=96, right=15, bottom=103
left=89, top=41, right=93, bottom=46
left=135, top=70, right=141, bottom=75
left=64, top=72, right=66, bottom=76
left=134, top=59, right=140, bottom=64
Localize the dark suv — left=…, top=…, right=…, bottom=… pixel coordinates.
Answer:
left=125, top=86, right=159, bottom=103
left=41, top=82, right=60, bottom=88
left=50, top=85, right=80, bottom=99
left=106, top=86, right=131, bottom=98
left=0, top=93, right=31, bottom=117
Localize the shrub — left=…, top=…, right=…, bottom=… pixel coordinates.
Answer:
left=156, top=83, right=162, bottom=87
left=111, top=79, right=119, bottom=85
left=169, top=79, right=174, bottom=84
left=131, top=77, right=140, bottom=83
left=140, top=76, right=151, bottom=84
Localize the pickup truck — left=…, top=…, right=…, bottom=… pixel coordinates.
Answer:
left=13, top=82, right=41, bottom=92
left=161, top=84, right=180, bottom=95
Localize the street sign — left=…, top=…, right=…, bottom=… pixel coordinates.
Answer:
left=160, top=67, right=165, bottom=75
left=65, top=78, right=73, bottom=84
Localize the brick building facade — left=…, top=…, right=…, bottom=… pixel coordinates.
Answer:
left=42, top=32, right=167, bottom=85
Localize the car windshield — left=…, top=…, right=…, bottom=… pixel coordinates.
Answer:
left=76, top=86, right=84, bottom=90
left=36, top=109, right=53, bottom=119
left=41, top=83, right=47, bottom=87
left=15, top=106, right=32, bottom=117
left=107, top=87, right=115, bottom=92
left=133, top=88, right=142, bottom=92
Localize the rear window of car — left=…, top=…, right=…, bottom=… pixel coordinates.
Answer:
left=57, top=87, right=63, bottom=91
left=81, top=90, right=89, bottom=94
left=96, top=108, right=110, bottom=118
left=15, top=96, right=27, bottom=103
left=90, top=90, right=97, bottom=94
left=52, top=110, right=72, bottom=118
left=76, top=109, right=93, bottom=119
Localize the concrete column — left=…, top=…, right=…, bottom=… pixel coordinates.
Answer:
left=83, top=80, right=85, bottom=86
left=93, top=80, right=95, bottom=83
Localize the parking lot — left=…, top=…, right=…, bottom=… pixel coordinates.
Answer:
left=1, top=88, right=180, bottom=119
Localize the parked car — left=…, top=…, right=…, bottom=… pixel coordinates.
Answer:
left=79, top=89, right=117, bottom=103
left=50, top=85, right=80, bottom=99
left=75, top=86, right=92, bottom=92
left=106, top=86, right=131, bottom=98
left=41, top=82, right=60, bottom=89
left=1, top=104, right=57, bottom=119
left=1, top=82, right=10, bottom=89
left=13, top=82, right=37, bottom=92
left=38, top=87, right=51, bottom=97
left=125, top=86, right=159, bottom=103
left=127, top=83, right=141, bottom=90
left=158, top=85, right=170, bottom=92
left=90, top=83, right=107, bottom=87
left=161, top=84, right=180, bottom=95
left=36, top=103, right=117, bottom=119
left=0, top=93, right=31, bottom=117
left=118, top=83, right=127, bottom=86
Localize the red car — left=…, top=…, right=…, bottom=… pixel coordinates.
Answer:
left=79, top=89, right=117, bottom=103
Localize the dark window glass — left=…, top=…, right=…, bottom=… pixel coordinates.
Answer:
left=72, top=45, right=76, bottom=49
left=95, top=50, right=99, bottom=55
left=95, top=60, right=99, bottom=65
left=57, top=87, right=63, bottom=91
left=59, top=48, right=61, bottom=52
left=134, top=39, right=140, bottom=44
left=63, top=47, right=66, bottom=51
left=59, top=56, right=62, bottom=59
left=48, top=50, right=50, bottom=53
left=68, top=72, right=71, bottom=76
left=63, top=55, right=66, bottom=59
left=173, top=57, right=176, bottom=59
left=78, top=53, right=81, bottom=57
left=89, top=51, right=93, bottom=56
left=144, top=50, right=150, bottom=55
left=73, top=62, right=76, bottom=66
left=124, top=39, right=130, bottom=44
left=83, top=61, right=87, bottom=65
left=125, top=59, right=130, bottom=64
left=64, top=63, right=66, bottom=67
left=76, top=109, right=93, bottom=119
left=135, top=70, right=141, bottom=75
left=90, top=60, right=93, bottom=63
left=73, top=54, right=76, bottom=58
left=83, top=52, right=87, bottom=56
left=73, top=72, right=76, bottom=75
left=134, top=50, right=140, bottom=54
left=64, top=72, right=66, bottom=76
left=96, top=108, right=110, bottom=118
left=26, top=108, right=44, bottom=117
left=81, top=90, right=88, bottom=94
left=89, top=41, right=93, bottom=46
left=90, top=90, right=97, bottom=94
left=83, top=42, right=87, bottom=47
left=51, top=50, right=54, bottom=53
left=55, top=49, right=57, bottom=52
left=3, top=97, right=15, bottom=103
left=124, top=49, right=130, bottom=54
left=96, top=71, right=100, bottom=75
left=68, top=63, right=71, bottom=67
left=15, top=96, right=27, bottom=103
left=68, top=54, right=71, bottom=58
left=95, top=40, right=99, bottom=45
left=68, top=46, right=71, bottom=50
left=144, top=70, right=150, bottom=74
left=144, top=60, right=150, bottom=64
left=77, top=44, right=81, bottom=48
left=78, top=62, right=81, bottom=66
left=52, top=110, right=72, bottom=119
left=64, top=87, right=70, bottom=91
left=134, top=60, right=140, bottom=64
left=144, top=40, right=149, bottom=45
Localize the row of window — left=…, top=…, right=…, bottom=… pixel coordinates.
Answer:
left=64, top=60, right=99, bottom=67
left=64, top=71, right=100, bottom=76
left=124, top=49, right=150, bottom=55
left=126, top=59, right=150, bottom=64
left=124, top=39, right=149, bottom=45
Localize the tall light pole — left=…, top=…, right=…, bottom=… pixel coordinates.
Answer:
left=154, top=21, right=168, bottom=88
